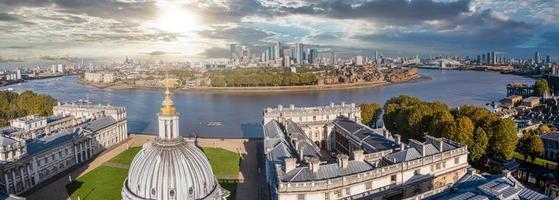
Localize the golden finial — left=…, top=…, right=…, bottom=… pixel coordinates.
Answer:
left=159, top=78, right=180, bottom=116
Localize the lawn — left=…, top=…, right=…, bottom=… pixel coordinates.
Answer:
left=66, top=166, right=128, bottom=200
left=513, top=151, right=557, bottom=169
left=202, top=147, right=241, bottom=177
left=66, top=146, right=241, bottom=200
left=109, top=146, right=142, bottom=165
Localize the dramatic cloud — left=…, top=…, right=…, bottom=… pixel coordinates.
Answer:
left=198, top=47, right=230, bottom=58
left=0, top=0, right=557, bottom=63
left=0, top=56, right=24, bottom=63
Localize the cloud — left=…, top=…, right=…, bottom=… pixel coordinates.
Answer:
left=198, top=47, right=230, bottom=58
left=146, top=51, right=180, bottom=56
left=285, top=0, right=471, bottom=24
left=0, top=56, right=24, bottom=63
left=5, top=45, right=33, bottom=49
left=204, top=26, right=275, bottom=44
left=39, top=55, right=78, bottom=62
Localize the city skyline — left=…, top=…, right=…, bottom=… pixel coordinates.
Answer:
left=0, top=0, right=558, bottom=64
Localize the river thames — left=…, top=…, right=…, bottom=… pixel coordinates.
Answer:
left=2, top=69, right=534, bottom=138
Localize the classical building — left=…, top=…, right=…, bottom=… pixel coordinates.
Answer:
left=83, top=72, right=115, bottom=83
left=263, top=102, right=361, bottom=151
left=122, top=86, right=229, bottom=200
left=263, top=103, right=469, bottom=200
left=0, top=102, right=128, bottom=196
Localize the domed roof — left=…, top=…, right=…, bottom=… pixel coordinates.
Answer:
left=122, top=137, right=229, bottom=200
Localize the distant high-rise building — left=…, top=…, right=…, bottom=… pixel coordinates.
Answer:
left=374, top=51, right=379, bottom=63
left=477, top=55, right=481, bottom=65
left=535, top=51, right=540, bottom=64
left=546, top=55, right=551, bottom=64
left=486, top=52, right=491, bottom=65
left=295, top=43, right=304, bottom=64
left=230, top=44, right=238, bottom=62
left=308, top=49, right=317, bottom=64
left=275, top=41, right=282, bottom=60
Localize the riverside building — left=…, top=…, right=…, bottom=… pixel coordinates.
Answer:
left=0, top=102, right=127, bottom=197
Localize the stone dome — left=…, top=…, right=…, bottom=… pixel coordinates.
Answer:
left=121, top=137, right=229, bottom=200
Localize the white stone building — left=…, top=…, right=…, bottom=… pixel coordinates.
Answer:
left=0, top=103, right=128, bottom=196
left=83, top=72, right=115, bottom=83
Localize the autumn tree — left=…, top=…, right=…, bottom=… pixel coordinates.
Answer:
left=491, top=118, right=519, bottom=160
left=517, top=134, right=545, bottom=161
left=469, top=127, right=489, bottom=163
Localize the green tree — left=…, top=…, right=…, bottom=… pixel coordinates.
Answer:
left=428, top=111, right=454, bottom=137
left=469, top=127, right=489, bottom=163
left=491, top=119, right=519, bottom=160
left=534, top=79, right=550, bottom=96
left=517, top=134, right=545, bottom=161
left=360, top=103, right=382, bottom=126
left=447, top=117, right=475, bottom=147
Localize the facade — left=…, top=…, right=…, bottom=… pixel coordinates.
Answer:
left=507, top=83, right=535, bottom=97
left=263, top=103, right=469, bottom=200
left=122, top=86, right=228, bottom=200
left=0, top=103, right=127, bottom=196
left=84, top=72, right=115, bottom=83
left=540, top=132, right=559, bottom=160
left=263, top=102, right=361, bottom=151
left=521, top=97, right=541, bottom=108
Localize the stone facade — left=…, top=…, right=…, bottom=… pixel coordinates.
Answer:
left=263, top=103, right=469, bottom=200
left=0, top=103, right=127, bottom=196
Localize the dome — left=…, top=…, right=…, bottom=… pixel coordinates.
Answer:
left=121, top=137, right=229, bottom=200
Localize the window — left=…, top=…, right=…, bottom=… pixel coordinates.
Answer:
left=365, top=182, right=372, bottom=190
left=454, top=157, right=459, bottom=164
left=334, top=190, right=342, bottom=198
left=391, top=175, right=397, bottom=183
left=297, top=194, right=305, bottom=200
left=324, top=192, right=330, bottom=200
left=345, top=188, right=350, bottom=195
left=414, top=169, right=420, bottom=176
left=313, top=116, right=316, bottom=120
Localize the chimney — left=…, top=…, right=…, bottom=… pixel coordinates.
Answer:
left=425, top=135, right=444, bottom=151
left=394, top=134, right=401, bottom=145
left=309, top=157, right=320, bottom=173
left=341, top=102, right=346, bottom=107
left=409, top=139, right=426, bottom=156
left=353, top=150, right=364, bottom=162
left=278, top=104, right=283, bottom=111
left=337, top=154, right=349, bottom=169
left=284, top=158, right=297, bottom=172
left=299, top=144, right=305, bottom=161
left=330, top=102, right=335, bottom=107
left=289, top=104, right=295, bottom=110
left=292, top=138, right=300, bottom=151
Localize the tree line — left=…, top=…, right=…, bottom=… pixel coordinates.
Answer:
left=209, top=68, right=318, bottom=87
left=0, top=91, right=57, bottom=126
left=378, top=95, right=518, bottom=165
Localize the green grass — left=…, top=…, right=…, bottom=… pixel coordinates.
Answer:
left=108, top=146, right=142, bottom=165
left=66, top=166, right=128, bottom=200
left=513, top=151, right=557, bottom=169
left=66, top=146, right=241, bottom=200
left=202, top=147, right=241, bottom=177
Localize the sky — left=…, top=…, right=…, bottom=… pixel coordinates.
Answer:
left=0, top=0, right=558, bottom=64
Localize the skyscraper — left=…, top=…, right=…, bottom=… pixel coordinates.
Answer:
left=295, top=43, right=304, bottom=64
left=230, top=44, right=238, bottom=61
left=274, top=41, right=282, bottom=60
left=535, top=51, right=540, bottom=64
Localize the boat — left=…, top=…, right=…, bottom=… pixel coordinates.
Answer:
left=206, top=121, right=222, bottom=127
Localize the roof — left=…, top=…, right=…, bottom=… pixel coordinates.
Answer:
left=285, top=120, right=323, bottom=160
left=26, top=128, right=81, bottom=155
left=540, top=132, right=559, bottom=142
left=522, top=97, right=540, bottom=102
left=83, top=116, right=117, bottom=132
left=0, top=135, right=17, bottom=146
left=281, top=160, right=373, bottom=182
left=333, top=117, right=397, bottom=153
left=263, top=120, right=294, bottom=164
left=427, top=170, right=552, bottom=200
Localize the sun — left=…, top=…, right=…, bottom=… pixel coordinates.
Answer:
left=147, top=2, right=200, bottom=34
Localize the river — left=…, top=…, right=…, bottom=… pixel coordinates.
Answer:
left=1, top=69, right=534, bottom=138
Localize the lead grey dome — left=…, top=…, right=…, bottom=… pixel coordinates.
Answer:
left=121, top=137, right=229, bottom=200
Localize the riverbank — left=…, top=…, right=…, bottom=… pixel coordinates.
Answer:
left=80, top=74, right=425, bottom=93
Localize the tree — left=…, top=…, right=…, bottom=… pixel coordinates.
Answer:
left=469, top=127, right=489, bottom=163
left=447, top=117, right=475, bottom=147
left=534, top=79, right=550, bottom=96
left=360, top=103, right=381, bottom=126
left=517, top=134, right=544, bottom=161
left=491, top=119, right=519, bottom=160
left=428, top=111, right=454, bottom=138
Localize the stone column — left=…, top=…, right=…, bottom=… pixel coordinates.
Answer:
left=74, top=144, right=79, bottom=163
left=19, top=167, right=25, bottom=189
left=11, top=170, right=16, bottom=192
left=4, top=173, right=10, bottom=193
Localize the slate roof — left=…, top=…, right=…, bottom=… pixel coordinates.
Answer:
left=281, top=160, right=373, bottom=182
left=0, top=135, right=17, bottom=146
left=26, top=128, right=81, bottom=155
left=83, top=116, right=117, bottom=132
left=428, top=170, right=552, bottom=200
left=285, top=120, right=323, bottom=160
left=540, top=132, right=559, bottom=142
left=383, top=147, right=422, bottom=163
left=264, top=120, right=294, bottom=164
left=333, top=117, right=397, bottom=153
